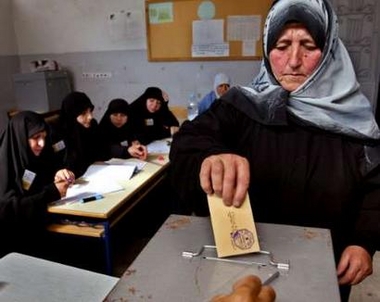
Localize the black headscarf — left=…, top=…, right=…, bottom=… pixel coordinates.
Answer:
left=0, top=111, right=61, bottom=257
left=59, top=91, right=95, bottom=132
left=129, top=87, right=179, bottom=144
left=102, top=98, right=130, bottom=116
left=99, top=98, right=137, bottom=159
left=130, top=87, right=165, bottom=114
left=58, top=91, right=101, bottom=176
left=0, top=111, right=51, bottom=195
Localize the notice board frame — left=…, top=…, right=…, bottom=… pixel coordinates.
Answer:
left=145, top=0, right=272, bottom=62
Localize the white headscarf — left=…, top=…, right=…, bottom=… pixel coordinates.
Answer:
left=244, top=0, right=380, bottom=140
left=214, top=73, right=231, bottom=98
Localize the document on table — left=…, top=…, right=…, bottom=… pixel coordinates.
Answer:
left=147, top=139, right=171, bottom=154
left=207, top=194, right=260, bottom=257
left=104, top=158, right=146, bottom=171
left=53, top=164, right=139, bottom=204
left=81, top=164, right=137, bottom=180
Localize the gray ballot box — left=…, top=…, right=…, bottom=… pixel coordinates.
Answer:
left=13, top=70, right=71, bottom=112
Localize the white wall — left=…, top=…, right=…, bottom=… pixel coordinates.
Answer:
left=12, top=0, right=146, bottom=54
left=12, top=0, right=261, bottom=119
left=0, top=0, right=19, bottom=117
left=9, top=0, right=380, bottom=118
left=18, top=51, right=260, bottom=120
left=0, top=0, right=18, bottom=55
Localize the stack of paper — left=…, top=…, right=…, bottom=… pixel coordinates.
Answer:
left=147, top=139, right=171, bottom=154
left=57, top=163, right=141, bottom=203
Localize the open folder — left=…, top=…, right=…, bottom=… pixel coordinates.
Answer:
left=53, top=163, right=143, bottom=204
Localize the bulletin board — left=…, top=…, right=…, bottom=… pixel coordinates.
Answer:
left=145, top=0, right=272, bottom=61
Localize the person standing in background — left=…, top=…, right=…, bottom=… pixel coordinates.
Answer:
left=98, top=98, right=147, bottom=160
left=198, top=72, right=231, bottom=115
left=0, top=111, right=74, bottom=257
left=129, top=87, right=179, bottom=145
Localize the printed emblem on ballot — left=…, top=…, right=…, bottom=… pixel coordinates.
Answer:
left=207, top=194, right=260, bottom=257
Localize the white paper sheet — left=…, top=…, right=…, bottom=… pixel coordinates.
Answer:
left=147, top=139, right=171, bottom=154
left=192, top=19, right=224, bottom=45
left=54, top=164, right=140, bottom=204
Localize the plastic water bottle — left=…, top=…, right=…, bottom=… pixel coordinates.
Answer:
left=187, top=93, right=198, bottom=121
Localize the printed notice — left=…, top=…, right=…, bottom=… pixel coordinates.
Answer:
left=208, top=194, right=260, bottom=257
left=242, top=40, right=256, bottom=56
left=192, top=19, right=224, bottom=45
left=227, top=15, right=261, bottom=41
left=192, top=43, right=229, bottom=57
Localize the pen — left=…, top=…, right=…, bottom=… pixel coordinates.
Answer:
left=80, top=194, right=104, bottom=203
left=262, top=271, right=280, bottom=285
left=202, top=256, right=266, bottom=267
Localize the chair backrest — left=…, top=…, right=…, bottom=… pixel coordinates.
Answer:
left=169, top=106, right=188, bottom=125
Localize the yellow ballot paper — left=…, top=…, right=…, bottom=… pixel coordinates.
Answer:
left=208, top=194, right=260, bottom=258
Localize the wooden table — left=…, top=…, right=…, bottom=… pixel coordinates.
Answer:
left=105, top=214, right=341, bottom=301
left=47, top=155, right=169, bottom=275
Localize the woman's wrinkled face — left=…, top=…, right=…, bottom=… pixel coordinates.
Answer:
left=146, top=98, right=162, bottom=113
left=76, top=108, right=93, bottom=128
left=269, top=23, right=322, bottom=92
left=110, top=113, right=128, bottom=128
left=28, top=130, right=47, bottom=156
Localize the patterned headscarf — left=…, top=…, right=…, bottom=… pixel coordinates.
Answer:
left=244, top=0, right=380, bottom=140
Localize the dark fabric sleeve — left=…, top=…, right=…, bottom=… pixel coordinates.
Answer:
left=352, top=164, right=380, bottom=254
left=0, top=184, right=61, bottom=257
left=161, top=106, right=180, bottom=127
left=109, top=144, right=130, bottom=159
left=98, top=127, right=129, bottom=160
left=169, top=100, right=245, bottom=215
left=0, top=184, right=60, bottom=225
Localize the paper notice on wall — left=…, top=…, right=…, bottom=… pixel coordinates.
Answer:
left=192, top=43, right=229, bottom=57
left=242, top=40, right=256, bottom=56
left=192, top=19, right=224, bottom=45
left=227, top=15, right=261, bottom=41
left=191, top=19, right=229, bottom=57
left=148, top=2, right=173, bottom=24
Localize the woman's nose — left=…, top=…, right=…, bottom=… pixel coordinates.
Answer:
left=38, top=138, right=45, bottom=148
left=288, top=46, right=302, bottom=68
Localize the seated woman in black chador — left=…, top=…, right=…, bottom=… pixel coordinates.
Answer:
left=129, top=87, right=179, bottom=145
left=98, top=98, right=147, bottom=160
left=53, top=91, right=104, bottom=177
left=0, top=111, right=74, bottom=257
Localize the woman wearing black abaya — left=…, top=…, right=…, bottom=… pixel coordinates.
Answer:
left=54, top=91, right=104, bottom=177
left=170, top=0, right=380, bottom=300
left=0, top=111, right=74, bottom=257
left=129, top=87, right=179, bottom=145
left=98, top=98, right=147, bottom=160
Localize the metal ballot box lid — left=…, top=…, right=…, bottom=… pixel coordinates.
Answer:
left=106, top=214, right=340, bottom=302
